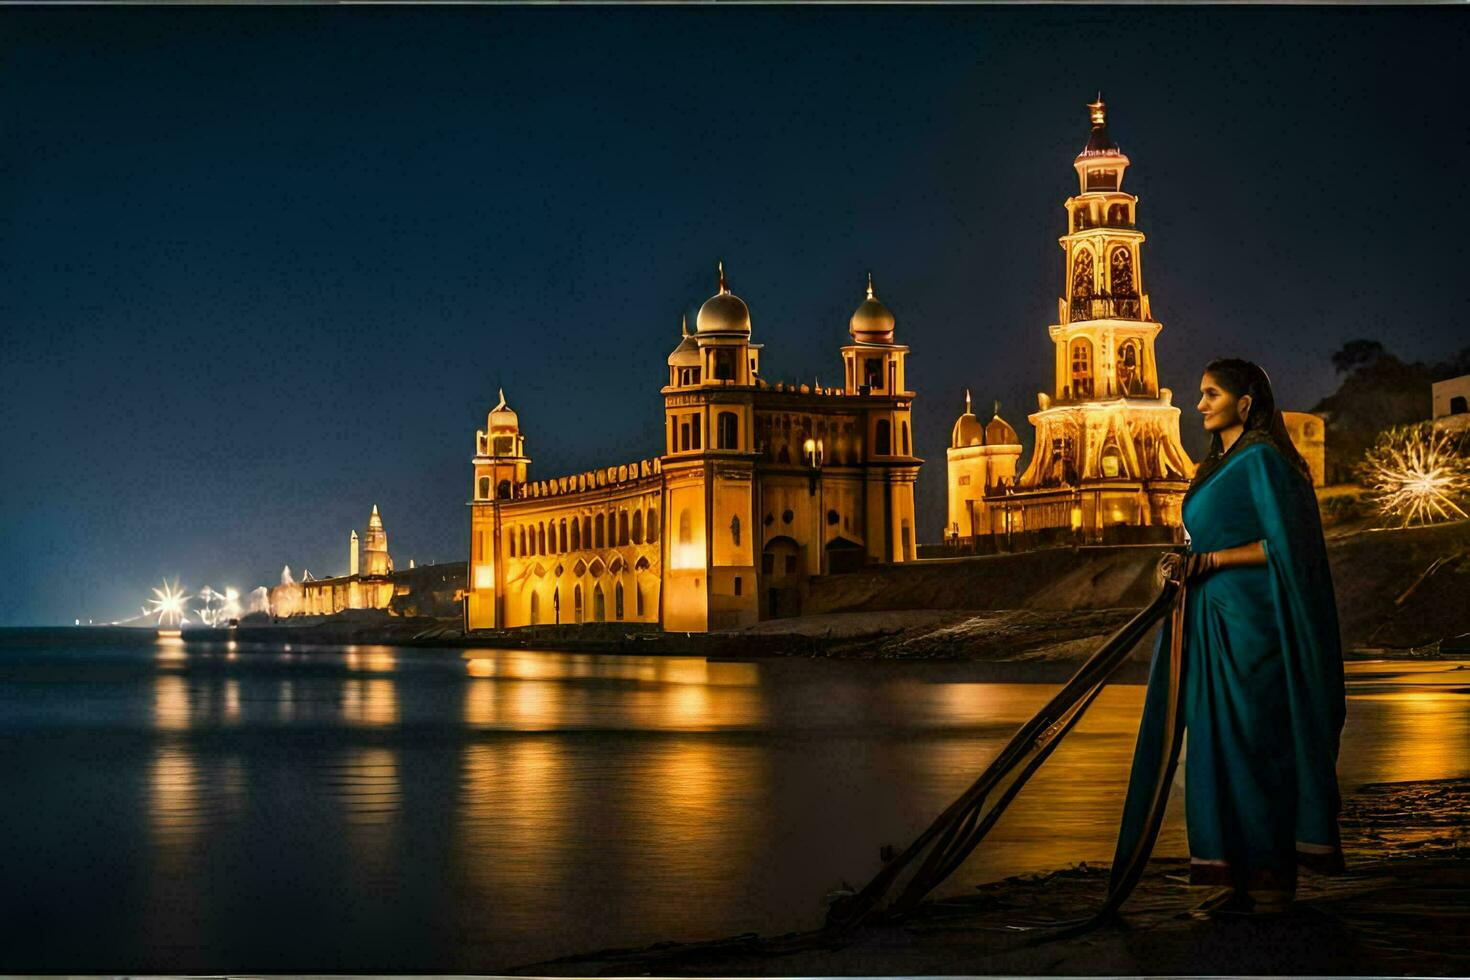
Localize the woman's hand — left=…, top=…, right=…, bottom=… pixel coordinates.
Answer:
left=1184, top=551, right=1218, bottom=581
left=1157, top=551, right=1187, bottom=586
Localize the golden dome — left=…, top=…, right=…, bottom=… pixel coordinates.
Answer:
left=950, top=390, right=983, bottom=447
left=696, top=261, right=751, bottom=336
left=849, top=272, right=895, bottom=344
left=667, top=313, right=700, bottom=367
left=986, top=412, right=1019, bottom=446
left=488, top=388, right=519, bottom=430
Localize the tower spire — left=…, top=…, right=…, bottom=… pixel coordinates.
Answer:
left=866, top=271, right=876, bottom=301
left=681, top=311, right=689, bottom=337
left=717, top=260, right=728, bottom=295
left=965, top=388, right=973, bottom=414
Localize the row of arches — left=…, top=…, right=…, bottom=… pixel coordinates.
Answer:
left=507, top=504, right=661, bottom=558
left=1072, top=201, right=1133, bottom=232
left=526, top=577, right=653, bottom=625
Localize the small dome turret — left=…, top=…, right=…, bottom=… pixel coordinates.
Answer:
left=986, top=409, right=1019, bottom=446
left=849, top=272, right=896, bottom=345
left=488, top=388, right=519, bottom=431
left=951, top=390, right=983, bottom=448
left=667, top=313, right=700, bottom=367
left=695, top=261, right=751, bottom=336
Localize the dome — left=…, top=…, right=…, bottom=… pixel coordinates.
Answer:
left=696, top=261, right=751, bottom=336
left=950, top=390, right=982, bottom=447
left=488, top=388, right=518, bottom=430
left=849, top=273, right=895, bottom=344
left=986, top=413, right=1019, bottom=446
left=667, top=313, right=700, bottom=367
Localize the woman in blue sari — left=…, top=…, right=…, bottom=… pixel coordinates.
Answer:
left=1111, top=358, right=1346, bottom=915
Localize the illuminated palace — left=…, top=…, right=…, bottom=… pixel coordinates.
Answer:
left=949, top=96, right=1196, bottom=544
left=465, top=266, right=921, bottom=632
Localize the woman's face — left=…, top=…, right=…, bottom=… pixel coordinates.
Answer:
left=1197, top=372, right=1251, bottom=432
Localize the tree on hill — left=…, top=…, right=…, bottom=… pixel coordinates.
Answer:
left=1312, top=341, right=1470, bottom=484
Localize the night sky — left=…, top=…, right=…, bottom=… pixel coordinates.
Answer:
left=2, top=6, right=1465, bottom=626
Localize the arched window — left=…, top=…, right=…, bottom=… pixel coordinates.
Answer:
left=497, top=479, right=511, bottom=500
left=678, top=508, right=692, bottom=544
left=595, top=513, right=606, bottom=548
left=1110, top=247, right=1135, bottom=296
left=901, top=421, right=910, bottom=455
left=477, top=476, right=490, bottom=500
left=557, top=519, right=567, bottom=553
left=1073, top=205, right=1090, bottom=232
left=632, top=509, right=643, bottom=544
left=875, top=419, right=891, bottom=456
left=1070, top=339, right=1093, bottom=398
left=1107, top=203, right=1128, bottom=226
left=614, top=581, right=624, bottom=620
left=712, top=349, right=736, bottom=381
left=635, top=583, right=645, bottom=617
left=529, top=591, right=540, bottom=625
left=582, top=516, right=591, bottom=549
left=538, top=523, right=546, bottom=555
left=647, top=507, right=660, bottom=543
left=1452, top=395, right=1469, bottom=415
left=717, top=411, right=739, bottom=449
left=618, top=511, right=630, bottom=545
left=1072, top=251, right=1094, bottom=318
left=519, top=526, right=527, bottom=556
left=593, top=584, right=606, bottom=622
left=574, top=584, right=584, bottom=624
left=1116, top=339, right=1142, bottom=396
left=569, top=516, right=580, bottom=550
left=508, top=533, right=516, bottom=558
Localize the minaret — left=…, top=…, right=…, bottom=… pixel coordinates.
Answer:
left=473, top=389, right=532, bottom=502
left=349, top=529, right=360, bottom=577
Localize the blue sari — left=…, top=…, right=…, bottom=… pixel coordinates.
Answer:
left=1113, top=435, right=1346, bottom=892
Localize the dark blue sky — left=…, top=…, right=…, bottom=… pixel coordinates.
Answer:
left=2, top=6, right=1465, bottom=625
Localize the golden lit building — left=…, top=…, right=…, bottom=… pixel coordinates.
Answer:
left=466, top=265, right=922, bottom=632
left=1281, top=411, right=1327, bottom=487
left=953, top=96, right=1195, bottom=546
left=287, top=505, right=396, bottom=615
left=945, top=392, right=1023, bottom=541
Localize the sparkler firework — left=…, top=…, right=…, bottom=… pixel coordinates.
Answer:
left=1360, top=423, right=1470, bottom=528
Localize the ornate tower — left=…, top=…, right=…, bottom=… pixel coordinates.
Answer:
left=840, top=274, right=921, bottom=562
left=997, top=96, right=1194, bottom=542
left=349, top=528, right=360, bottom=577
left=466, top=389, right=533, bottom=627
left=473, top=390, right=531, bottom=503
left=659, top=262, right=761, bottom=632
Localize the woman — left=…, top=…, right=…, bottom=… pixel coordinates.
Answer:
left=1111, top=358, right=1346, bottom=916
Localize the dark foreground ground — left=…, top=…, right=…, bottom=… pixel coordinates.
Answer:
left=514, top=777, right=1470, bottom=977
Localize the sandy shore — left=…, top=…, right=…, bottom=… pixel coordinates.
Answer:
left=512, top=776, right=1470, bottom=976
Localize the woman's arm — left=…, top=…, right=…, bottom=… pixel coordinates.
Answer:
left=1187, top=540, right=1267, bottom=579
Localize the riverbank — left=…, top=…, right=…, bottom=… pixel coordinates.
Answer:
left=512, top=776, right=1470, bottom=977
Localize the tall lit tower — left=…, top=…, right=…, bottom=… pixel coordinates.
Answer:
left=362, top=505, right=391, bottom=576
left=987, top=95, right=1194, bottom=541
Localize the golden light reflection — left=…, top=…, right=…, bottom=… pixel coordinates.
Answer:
left=149, top=745, right=202, bottom=872
left=337, top=747, right=403, bottom=887
left=343, top=678, right=400, bottom=727
left=1343, top=663, right=1470, bottom=783
left=153, top=674, right=191, bottom=731
left=224, top=678, right=241, bottom=723
left=344, top=646, right=397, bottom=674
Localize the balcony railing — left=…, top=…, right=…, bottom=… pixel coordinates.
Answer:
left=1070, top=293, right=1141, bottom=322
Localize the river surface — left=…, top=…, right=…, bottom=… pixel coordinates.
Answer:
left=0, top=635, right=1465, bottom=972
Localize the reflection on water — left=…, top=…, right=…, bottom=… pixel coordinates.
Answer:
left=1, top=637, right=1465, bottom=973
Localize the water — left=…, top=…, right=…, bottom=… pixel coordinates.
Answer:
left=0, top=636, right=1465, bottom=972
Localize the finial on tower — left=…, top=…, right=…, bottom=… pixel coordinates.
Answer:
left=680, top=311, right=689, bottom=337
left=993, top=399, right=1001, bottom=418
left=1089, top=92, right=1106, bottom=126
left=493, top=387, right=508, bottom=411
left=717, top=260, right=728, bottom=295
left=866, top=271, right=876, bottom=300
left=965, top=389, right=973, bottom=414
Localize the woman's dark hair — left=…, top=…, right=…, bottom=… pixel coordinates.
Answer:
left=1185, top=358, right=1313, bottom=500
